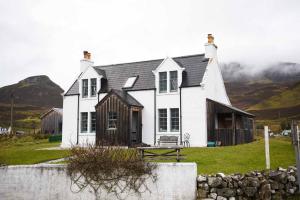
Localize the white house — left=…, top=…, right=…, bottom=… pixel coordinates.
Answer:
left=61, top=35, right=254, bottom=148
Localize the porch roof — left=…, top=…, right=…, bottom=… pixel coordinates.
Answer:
left=207, top=98, right=255, bottom=117
left=95, top=89, right=143, bottom=108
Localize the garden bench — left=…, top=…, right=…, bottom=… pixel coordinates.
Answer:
left=158, top=136, right=178, bottom=146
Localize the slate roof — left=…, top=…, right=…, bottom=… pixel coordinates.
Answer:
left=65, top=54, right=208, bottom=96
left=207, top=98, right=255, bottom=117
left=40, top=107, right=63, bottom=119
left=96, top=89, right=143, bottom=108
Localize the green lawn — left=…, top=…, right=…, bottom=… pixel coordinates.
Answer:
left=0, top=136, right=295, bottom=175
left=147, top=137, right=295, bottom=174
left=0, top=137, right=69, bottom=165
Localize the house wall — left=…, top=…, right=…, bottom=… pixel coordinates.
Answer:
left=128, top=90, right=155, bottom=145
left=181, top=86, right=207, bottom=147
left=77, top=67, right=101, bottom=146
left=202, top=60, right=231, bottom=105
left=153, top=58, right=184, bottom=144
left=61, top=95, right=78, bottom=147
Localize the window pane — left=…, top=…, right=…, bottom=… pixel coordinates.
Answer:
left=159, top=109, right=167, bottom=131
left=159, top=72, right=167, bottom=93
left=81, top=112, right=88, bottom=132
left=170, top=108, right=179, bottom=131
left=90, top=78, right=97, bottom=97
left=82, top=79, right=88, bottom=97
left=108, top=112, right=117, bottom=129
left=90, top=112, right=96, bottom=132
left=170, top=71, right=178, bottom=92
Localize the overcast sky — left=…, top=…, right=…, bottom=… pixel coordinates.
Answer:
left=0, top=0, right=299, bottom=90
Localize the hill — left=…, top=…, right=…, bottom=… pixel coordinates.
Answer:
left=0, top=75, right=63, bottom=130
left=222, top=62, right=300, bottom=129
left=0, top=75, right=63, bottom=107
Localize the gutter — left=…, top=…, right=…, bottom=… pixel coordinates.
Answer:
left=154, top=89, right=157, bottom=145
left=76, top=94, right=79, bottom=145
left=179, top=87, right=182, bottom=145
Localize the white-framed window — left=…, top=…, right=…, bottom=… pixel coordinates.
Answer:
left=124, top=76, right=137, bottom=88
left=108, top=112, right=117, bottom=129
left=169, top=71, right=178, bottom=92
left=90, top=112, right=96, bottom=132
left=170, top=108, right=179, bottom=131
left=159, top=72, right=167, bottom=93
left=82, top=79, right=88, bottom=98
left=90, top=78, right=97, bottom=97
left=158, top=109, right=167, bottom=132
left=81, top=112, right=88, bottom=132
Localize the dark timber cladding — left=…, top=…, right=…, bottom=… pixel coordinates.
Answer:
left=95, top=90, right=143, bottom=146
left=40, top=108, right=63, bottom=134
left=206, top=99, right=255, bottom=146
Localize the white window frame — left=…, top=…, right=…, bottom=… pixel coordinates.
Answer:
left=170, top=108, right=179, bottom=132
left=169, top=71, right=178, bottom=92
left=107, top=111, right=117, bottom=130
left=90, top=112, right=96, bottom=132
left=82, top=79, right=88, bottom=98
left=158, top=109, right=167, bottom=132
left=159, top=72, right=167, bottom=93
left=90, top=78, right=97, bottom=97
left=81, top=112, right=88, bottom=133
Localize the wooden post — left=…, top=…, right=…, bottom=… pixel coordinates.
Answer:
left=264, top=126, right=270, bottom=169
left=10, top=93, right=14, bottom=135
left=232, top=112, right=236, bottom=145
left=291, top=120, right=300, bottom=192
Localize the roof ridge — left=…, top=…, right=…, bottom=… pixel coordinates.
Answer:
left=93, top=53, right=205, bottom=68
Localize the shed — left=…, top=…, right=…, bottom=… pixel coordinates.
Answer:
left=95, top=89, right=143, bottom=146
left=40, top=108, right=63, bottom=134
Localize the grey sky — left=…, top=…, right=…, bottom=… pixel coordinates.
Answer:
left=0, top=0, right=299, bottom=90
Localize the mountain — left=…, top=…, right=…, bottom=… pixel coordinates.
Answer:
left=0, top=75, right=63, bottom=130
left=0, top=75, right=63, bottom=107
left=221, top=62, right=300, bottom=121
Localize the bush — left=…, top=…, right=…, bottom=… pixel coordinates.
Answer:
left=48, top=134, right=62, bottom=142
left=67, top=144, right=157, bottom=199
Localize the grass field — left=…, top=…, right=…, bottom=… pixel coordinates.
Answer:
left=0, top=136, right=69, bottom=165
left=147, top=137, right=295, bottom=174
left=0, top=136, right=296, bottom=175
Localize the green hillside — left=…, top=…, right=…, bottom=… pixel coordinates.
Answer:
left=248, top=82, right=300, bottom=110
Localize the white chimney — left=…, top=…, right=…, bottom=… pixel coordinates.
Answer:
left=204, top=34, right=218, bottom=60
left=80, top=51, right=94, bottom=73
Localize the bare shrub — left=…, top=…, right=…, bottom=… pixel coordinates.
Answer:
left=67, top=144, right=157, bottom=199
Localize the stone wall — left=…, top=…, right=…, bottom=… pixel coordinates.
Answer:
left=197, top=166, right=298, bottom=200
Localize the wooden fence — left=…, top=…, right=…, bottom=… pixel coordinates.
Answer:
left=215, top=128, right=253, bottom=146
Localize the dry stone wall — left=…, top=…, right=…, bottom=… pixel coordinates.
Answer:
left=197, top=166, right=298, bottom=200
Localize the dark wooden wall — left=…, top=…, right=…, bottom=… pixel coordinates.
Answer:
left=41, top=111, right=62, bottom=134
left=206, top=99, right=254, bottom=146
left=96, top=94, right=130, bottom=146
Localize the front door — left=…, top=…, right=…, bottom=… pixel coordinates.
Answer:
left=131, top=111, right=139, bottom=145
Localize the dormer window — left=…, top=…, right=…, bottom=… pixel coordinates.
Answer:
left=123, top=76, right=138, bottom=88
left=90, top=78, right=97, bottom=97
left=159, top=72, right=167, bottom=93
left=82, top=79, right=88, bottom=98
left=170, top=71, right=178, bottom=92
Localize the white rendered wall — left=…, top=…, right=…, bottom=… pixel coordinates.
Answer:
left=202, top=60, right=231, bottom=105
left=61, top=95, right=78, bottom=148
left=128, top=90, right=155, bottom=145
left=0, top=163, right=197, bottom=200
left=153, top=57, right=184, bottom=144
left=181, top=86, right=207, bottom=147
left=77, top=67, right=101, bottom=146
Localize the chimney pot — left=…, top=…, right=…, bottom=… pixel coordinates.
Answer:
left=83, top=51, right=89, bottom=60
left=205, top=34, right=218, bottom=59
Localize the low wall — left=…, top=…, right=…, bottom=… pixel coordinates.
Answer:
left=197, top=166, right=298, bottom=200
left=0, top=163, right=197, bottom=200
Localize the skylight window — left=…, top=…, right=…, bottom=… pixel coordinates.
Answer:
left=123, top=76, right=138, bottom=88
